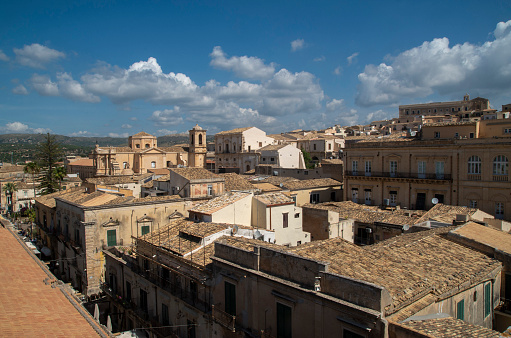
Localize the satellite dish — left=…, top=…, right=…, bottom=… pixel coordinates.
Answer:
left=279, top=183, right=284, bottom=188
left=403, top=224, right=410, bottom=231
left=432, top=198, right=439, bottom=205
left=254, top=229, right=262, bottom=240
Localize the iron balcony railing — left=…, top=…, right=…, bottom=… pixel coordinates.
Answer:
left=212, top=305, right=235, bottom=332
left=346, top=171, right=452, bottom=180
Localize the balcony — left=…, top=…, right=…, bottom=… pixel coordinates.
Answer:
left=346, top=171, right=452, bottom=181
left=493, top=175, right=509, bottom=182
left=212, top=305, right=235, bottom=332
left=467, top=174, right=481, bottom=181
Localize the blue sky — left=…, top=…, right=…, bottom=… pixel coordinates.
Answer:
left=0, top=1, right=510, bottom=137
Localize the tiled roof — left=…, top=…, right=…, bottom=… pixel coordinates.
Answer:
left=303, top=201, right=418, bottom=226
left=216, top=127, right=253, bottom=135
left=423, top=121, right=477, bottom=127
left=35, top=187, right=86, bottom=208
left=251, top=182, right=282, bottom=192
left=255, top=176, right=299, bottom=185
left=160, top=145, right=189, bottom=153
left=321, top=159, right=343, bottom=165
left=218, top=173, right=255, bottom=191
left=85, top=174, right=152, bottom=185
left=281, top=178, right=341, bottom=190
left=414, top=203, right=479, bottom=225
left=0, top=165, right=25, bottom=173
left=449, top=221, right=511, bottom=256
left=67, top=159, right=94, bottom=166
left=0, top=224, right=103, bottom=336
left=287, top=228, right=500, bottom=314
left=147, top=168, right=170, bottom=175
left=253, top=192, right=294, bottom=206
left=189, top=192, right=252, bottom=215
left=397, top=317, right=501, bottom=337
left=170, top=168, right=221, bottom=181
left=131, top=131, right=154, bottom=137
left=258, top=144, right=289, bottom=151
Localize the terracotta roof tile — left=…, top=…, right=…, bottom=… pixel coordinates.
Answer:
left=253, top=192, right=294, bottom=206
left=171, top=168, right=221, bottom=181
left=281, top=178, right=341, bottom=190
left=450, top=221, right=511, bottom=256
left=218, top=173, right=256, bottom=191
left=216, top=127, right=254, bottom=135
left=189, top=192, right=252, bottom=215
left=397, top=317, right=501, bottom=337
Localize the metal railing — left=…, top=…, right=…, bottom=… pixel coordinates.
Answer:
left=212, top=305, right=235, bottom=332
left=346, top=171, right=452, bottom=180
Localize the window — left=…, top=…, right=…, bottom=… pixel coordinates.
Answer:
left=140, top=289, right=148, bottom=313
left=277, top=303, right=292, bottom=338
left=468, top=155, right=481, bottom=175
left=162, top=303, right=169, bottom=326
left=123, top=162, right=128, bottom=169
left=310, top=192, right=320, bottom=204
left=455, top=132, right=459, bottom=138
left=469, top=200, right=477, bottom=208
left=313, top=144, right=317, bottom=150
left=389, top=191, right=397, bottom=206
left=505, top=128, right=511, bottom=134
left=271, top=157, right=275, bottom=162
left=469, top=132, right=475, bottom=139
left=418, top=161, right=426, bottom=178
left=484, top=282, right=491, bottom=317
left=125, top=281, right=132, bottom=302
left=435, top=161, right=444, bottom=179
left=328, top=143, right=332, bottom=150
left=434, top=194, right=444, bottom=204
left=283, top=213, right=288, bottom=228
left=207, top=184, right=213, bottom=196
left=187, top=320, right=196, bottom=338
left=136, top=144, right=140, bottom=148
left=496, top=202, right=504, bottom=219
left=389, top=160, right=397, bottom=177
left=364, top=190, right=371, bottom=205
left=493, top=155, right=508, bottom=175
left=198, top=134, right=203, bottom=145
left=434, top=131, right=440, bottom=138
left=151, top=161, right=156, bottom=168
left=141, top=225, right=150, bottom=236
left=145, top=143, right=150, bottom=148
left=294, top=213, right=300, bottom=218
left=107, top=229, right=117, bottom=247
left=352, top=160, right=358, bottom=175
left=225, top=281, right=236, bottom=316
left=351, top=188, right=358, bottom=203
left=365, top=161, right=371, bottom=176
left=262, top=157, right=266, bottom=162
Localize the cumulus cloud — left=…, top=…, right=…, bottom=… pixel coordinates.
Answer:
left=356, top=20, right=511, bottom=107
left=209, top=46, right=275, bottom=80
left=29, top=73, right=100, bottom=102
left=326, top=99, right=345, bottom=111
left=29, top=74, right=59, bottom=96
left=12, top=84, right=28, bottom=95
left=150, top=108, right=184, bottom=126
left=69, top=130, right=92, bottom=136
left=129, top=117, right=138, bottom=121
left=291, top=39, right=305, bottom=52
left=0, top=122, right=51, bottom=134
left=0, top=50, right=9, bottom=62
left=108, top=132, right=129, bottom=138
left=13, top=43, right=65, bottom=68
left=347, top=52, right=359, bottom=65
left=156, top=129, right=178, bottom=136
left=121, top=124, right=132, bottom=129
left=365, top=109, right=391, bottom=123
left=333, top=66, right=342, bottom=76
left=325, top=99, right=359, bottom=126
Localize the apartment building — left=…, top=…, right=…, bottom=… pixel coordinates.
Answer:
left=398, top=94, right=490, bottom=119
left=344, top=120, right=511, bottom=220
left=215, top=126, right=274, bottom=174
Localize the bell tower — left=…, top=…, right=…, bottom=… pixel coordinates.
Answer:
left=188, top=124, right=207, bottom=168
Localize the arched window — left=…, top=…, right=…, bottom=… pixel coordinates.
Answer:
left=467, top=155, right=481, bottom=174
left=151, top=161, right=156, bottom=168
left=493, top=155, right=508, bottom=175
left=191, top=136, right=194, bottom=145
left=145, top=143, right=150, bottom=148
left=198, top=134, right=203, bottom=145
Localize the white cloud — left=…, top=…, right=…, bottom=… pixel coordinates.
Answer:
left=333, top=66, right=342, bottom=76
left=291, top=39, right=305, bottom=52
left=156, top=129, right=178, bottom=136
left=365, top=109, right=391, bottom=123
left=129, top=117, right=138, bottom=121
left=29, top=74, right=59, bottom=96
left=326, top=99, right=345, bottom=111
left=313, top=56, right=326, bottom=62
left=347, top=52, right=359, bottom=65
left=13, top=43, right=65, bottom=68
left=69, top=130, right=92, bottom=136
left=108, top=132, right=129, bottom=138
left=150, top=108, right=184, bottom=126
left=121, top=124, right=132, bottom=129
left=356, top=20, right=511, bottom=107
left=0, top=50, right=9, bottom=62
left=57, top=73, right=100, bottom=102
left=209, top=46, right=275, bottom=80
left=12, top=85, right=28, bottom=95
left=0, top=122, right=51, bottom=134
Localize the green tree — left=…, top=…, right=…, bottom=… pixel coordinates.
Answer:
left=2, top=182, right=18, bottom=215
left=36, top=133, right=63, bottom=195
left=301, top=147, right=315, bottom=169
left=53, top=165, right=67, bottom=191
left=24, top=162, right=40, bottom=206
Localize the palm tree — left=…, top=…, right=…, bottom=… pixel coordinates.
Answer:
left=2, top=182, right=18, bottom=216
left=24, top=162, right=40, bottom=207
left=53, top=166, right=67, bottom=191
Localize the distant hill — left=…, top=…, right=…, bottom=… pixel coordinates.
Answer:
left=0, top=133, right=214, bottom=164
